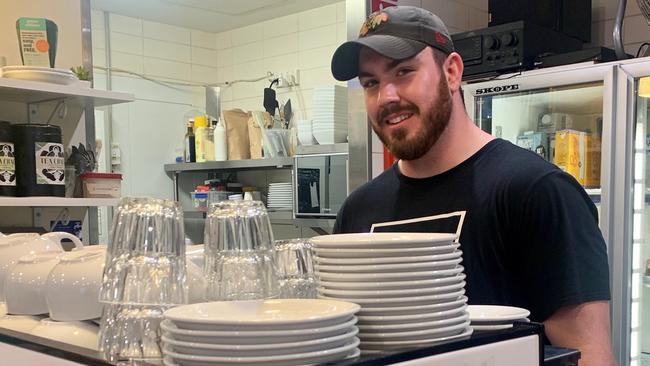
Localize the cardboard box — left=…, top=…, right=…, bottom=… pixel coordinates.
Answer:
left=554, top=130, right=586, bottom=185
left=585, top=134, right=601, bottom=188
left=516, top=132, right=549, bottom=160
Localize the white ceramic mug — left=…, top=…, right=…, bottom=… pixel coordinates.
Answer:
left=0, top=232, right=83, bottom=302
left=45, top=246, right=106, bottom=321
left=5, top=251, right=62, bottom=315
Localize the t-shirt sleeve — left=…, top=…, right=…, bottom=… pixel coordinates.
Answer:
left=515, top=171, right=610, bottom=321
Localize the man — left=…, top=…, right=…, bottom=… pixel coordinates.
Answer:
left=330, top=6, right=615, bottom=366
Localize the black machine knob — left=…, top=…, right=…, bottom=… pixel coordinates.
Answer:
left=500, top=33, right=517, bottom=47
left=483, top=36, right=500, bottom=50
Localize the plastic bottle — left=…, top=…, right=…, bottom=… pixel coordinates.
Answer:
left=194, top=116, right=208, bottom=163
left=213, top=119, right=228, bottom=161
left=184, top=119, right=196, bottom=163
left=204, top=120, right=215, bottom=161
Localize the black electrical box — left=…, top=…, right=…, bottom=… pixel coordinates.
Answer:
left=488, top=0, right=591, bottom=43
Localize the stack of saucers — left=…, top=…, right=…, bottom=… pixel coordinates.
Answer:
left=467, top=305, right=530, bottom=332
left=160, top=299, right=361, bottom=366
left=312, top=233, right=471, bottom=353
left=267, top=182, right=292, bottom=210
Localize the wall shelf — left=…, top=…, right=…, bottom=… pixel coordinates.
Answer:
left=0, top=197, right=120, bottom=207
left=164, top=157, right=294, bottom=173
left=0, top=77, right=133, bottom=106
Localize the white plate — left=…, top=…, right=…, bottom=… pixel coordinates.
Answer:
left=311, top=233, right=457, bottom=249
left=467, top=305, right=530, bottom=323
left=315, top=251, right=461, bottom=265
left=358, top=296, right=468, bottom=315
left=315, top=258, right=462, bottom=273
left=316, top=265, right=464, bottom=282
left=161, top=317, right=357, bottom=344
left=318, top=281, right=466, bottom=298
left=162, top=338, right=360, bottom=366
left=161, top=327, right=358, bottom=357
left=313, top=244, right=460, bottom=258
left=358, top=313, right=468, bottom=332
left=318, top=274, right=465, bottom=290
left=360, top=327, right=473, bottom=349
left=357, top=305, right=467, bottom=324
left=164, top=299, right=359, bottom=331
left=2, top=69, right=78, bottom=85
left=471, top=323, right=513, bottom=331
left=317, top=289, right=465, bottom=307
left=164, top=349, right=360, bottom=366
left=358, top=320, right=470, bottom=340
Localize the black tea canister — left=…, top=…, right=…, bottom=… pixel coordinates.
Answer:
left=12, top=124, right=65, bottom=197
left=0, top=121, right=17, bottom=196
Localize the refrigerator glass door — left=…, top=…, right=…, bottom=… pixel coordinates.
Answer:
left=630, top=76, right=650, bottom=366
left=473, top=82, right=604, bottom=209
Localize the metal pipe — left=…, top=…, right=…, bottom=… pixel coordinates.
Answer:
left=614, top=0, right=630, bottom=59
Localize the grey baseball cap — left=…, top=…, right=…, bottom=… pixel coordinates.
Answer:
left=331, top=6, right=454, bottom=81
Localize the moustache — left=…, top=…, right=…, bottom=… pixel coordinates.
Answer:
left=378, top=103, right=419, bottom=123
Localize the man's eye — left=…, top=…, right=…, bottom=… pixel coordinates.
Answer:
left=396, top=68, right=414, bottom=76
left=361, top=80, right=377, bottom=88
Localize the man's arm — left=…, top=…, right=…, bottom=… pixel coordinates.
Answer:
left=543, top=301, right=617, bottom=366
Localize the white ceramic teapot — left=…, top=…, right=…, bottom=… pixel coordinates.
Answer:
left=0, top=232, right=83, bottom=301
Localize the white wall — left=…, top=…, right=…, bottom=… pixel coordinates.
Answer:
left=92, top=2, right=348, bottom=200
left=91, top=10, right=213, bottom=199
left=215, top=2, right=347, bottom=120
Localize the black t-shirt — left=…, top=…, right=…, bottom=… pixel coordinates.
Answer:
left=334, top=139, right=610, bottom=322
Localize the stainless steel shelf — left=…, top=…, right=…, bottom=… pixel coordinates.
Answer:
left=296, top=143, right=348, bottom=155
left=0, top=326, right=104, bottom=363
left=0, top=77, right=133, bottom=106
left=164, top=157, right=294, bottom=173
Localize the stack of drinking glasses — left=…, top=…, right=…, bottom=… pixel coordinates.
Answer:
left=98, top=197, right=188, bottom=363
left=274, top=239, right=317, bottom=299
left=203, top=200, right=279, bottom=301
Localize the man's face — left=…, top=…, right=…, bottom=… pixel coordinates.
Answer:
left=358, top=47, right=452, bottom=161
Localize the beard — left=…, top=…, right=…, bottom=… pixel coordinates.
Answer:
left=372, top=77, right=452, bottom=161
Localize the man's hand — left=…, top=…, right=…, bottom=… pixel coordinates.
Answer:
left=544, top=301, right=617, bottom=366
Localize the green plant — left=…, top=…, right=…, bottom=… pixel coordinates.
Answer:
left=70, top=66, right=92, bottom=81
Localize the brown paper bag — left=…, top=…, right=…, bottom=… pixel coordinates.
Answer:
left=248, top=117, right=263, bottom=159
left=247, top=112, right=274, bottom=159
left=223, top=109, right=251, bottom=160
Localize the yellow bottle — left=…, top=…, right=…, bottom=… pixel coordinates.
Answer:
left=194, top=116, right=208, bottom=163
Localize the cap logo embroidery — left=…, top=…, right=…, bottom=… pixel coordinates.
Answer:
left=435, top=32, right=448, bottom=45
left=359, top=11, right=389, bottom=37
left=436, top=32, right=447, bottom=44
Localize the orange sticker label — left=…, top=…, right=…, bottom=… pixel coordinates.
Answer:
left=35, top=39, right=49, bottom=52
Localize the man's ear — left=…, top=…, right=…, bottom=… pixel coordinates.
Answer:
left=444, top=52, right=464, bottom=92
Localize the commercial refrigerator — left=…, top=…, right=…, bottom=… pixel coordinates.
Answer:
left=461, top=58, right=650, bottom=366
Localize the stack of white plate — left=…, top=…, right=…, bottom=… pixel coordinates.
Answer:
left=0, top=66, right=79, bottom=85
left=297, top=119, right=315, bottom=145
left=312, top=233, right=472, bottom=353
left=467, top=305, right=530, bottom=332
left=312, top=86, right=348, bottom=144
left=267, top=182, right=292, bottom=209
left=161, top=299, right=361, bottom=366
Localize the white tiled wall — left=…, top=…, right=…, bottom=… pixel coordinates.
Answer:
left=215, top=2, right=347, bottom=121
left=590, top=0, right=650, bottom=56
left=91, top=10, right=214, bottom=199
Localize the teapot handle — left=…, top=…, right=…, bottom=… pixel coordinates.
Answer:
left=41, top=232, right=84, bottom=250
